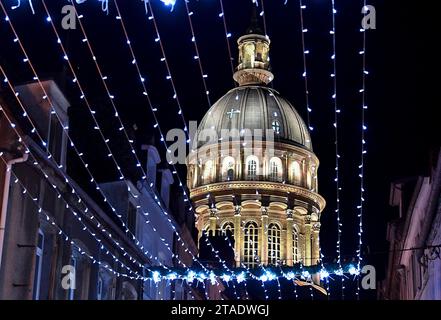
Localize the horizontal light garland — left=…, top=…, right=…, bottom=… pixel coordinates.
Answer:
left=145, top=263, right=362, bottom=283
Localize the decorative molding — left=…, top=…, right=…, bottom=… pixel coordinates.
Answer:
left=190, top=181, right=326, bottom=211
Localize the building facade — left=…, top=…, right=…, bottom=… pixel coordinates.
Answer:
left=380, top=149, right=441, bottom=300
left=187, top=21, right=325, bottom=271
left=0, top=80, right=199, bottom=299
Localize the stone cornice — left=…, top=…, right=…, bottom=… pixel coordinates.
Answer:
left=190, top=180, right=326, bottom=212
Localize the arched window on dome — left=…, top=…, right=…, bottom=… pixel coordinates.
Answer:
left=243, top=221, right=259, bottom=268
left=293, top=225, right=300, bottom=264
left=271, top=120, right=281, bottom=134
left=221, top=156, right=235, bottom=181
left=246, top=156, right=259, bottom=180
left=291, top=161, right=301, bottom=185
left=203, top=160, right=214, bottom=184
left=269, top=157, right=283, bottom=182
left=306, top=169, right=312, bottom=189
left=268, top=223, right=281, bottom=265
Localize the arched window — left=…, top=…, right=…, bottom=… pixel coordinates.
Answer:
left=222, top=222, right=234, bottom=237
left=203, top=160, right=213, bottom=184
left=243, top=222, right=259, bottom=268
left=271, top=120, right=281, bottom=134
left=293, top=226, right=300, bottom=264
left=306, top=170, right=312, bottom=189
left=246, top=156, right=258, bottom=180
left=222, top=156, right=235, bottom=181
left=291, top=161, right=301, bottom=185
left=269, top=157, right=282, bottom=182
left=268, top=223, right=281, bottom=265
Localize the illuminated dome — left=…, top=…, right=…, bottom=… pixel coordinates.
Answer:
left=187, top=11, right=325, bottom=281
left=196, top=86, right=312, bottom=150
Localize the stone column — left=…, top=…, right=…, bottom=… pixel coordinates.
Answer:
left=260, top=206, right=269, bottom=266
left=304, top=215, right=312, bottom=266
left=209, top=208, right=218, bottom=236
left=312, top=222, right=321, bottom=265
left=233, top=205, right=242, bottom=267
left=286, top=209, right=294, bottom=266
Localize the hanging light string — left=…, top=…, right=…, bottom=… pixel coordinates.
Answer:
left=0, top=80, right=205, bottom=299
left=201, top=234, right=239, bottom=299
left=0, top=161, right=199, bottom=299
left=110, top=0, right=239, bottom=299
left=0, top=32, right=209, bottom=295
left=330, top=0, right=344, bottom=300
left=297, top=0, right=313, bottom=132
left=43, top=1, right=201, bottom=268
left=38, top=4, right=215, bottom=295
left=356, top=0, right=369, bottom=299
left=217, top=0, right=235, bottom=83
left=6, top=173, right=141, bottom=280
left=0, top=77, right=185, bottom=276
left=145, top=0, right=188, bottom=131
left=0, top=105, right=149, bottom=279
left=259, top=0, right=269, bottom=38
left=183, top=0, right=211, bottom=108
left=52, top=0, right=149, bottom=183
left=0, top=3, right=190, bottom=275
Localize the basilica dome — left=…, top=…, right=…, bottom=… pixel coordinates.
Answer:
left=196, top=86, right=312, bottom=150
left=187, top=11, right=325, bottom=276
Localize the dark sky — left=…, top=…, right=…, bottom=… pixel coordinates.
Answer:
left=0, top=0, right=439, bottom=298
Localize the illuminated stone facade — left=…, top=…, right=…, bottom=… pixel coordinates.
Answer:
left=187, top=25, right=325, bottom=269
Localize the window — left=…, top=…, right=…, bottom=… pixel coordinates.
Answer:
left=222, top=157, right=235, bottom=181
left=293, top=227, right=300, bottom=264
left=268, top=224, right=281, bottom=265
left=243, top=222, right=259, bottom=268
left=246, top=156, right=258, bottom=180
left=269, top=157, right=282, bottom=182
left=32, top=229, right=44, bottom=300
left=270, top=161, right=278, bottom=181
left=203, top=160, right=213, bottom=183
left=291, top=161, right=301, bottom=185
left=271, top=120, right=280, bottom=134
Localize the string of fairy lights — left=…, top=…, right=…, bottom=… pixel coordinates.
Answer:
left=0, top=100, right=150, bottom=279
left=0, top=64, right=212, bottom=299
left=2, top=0, right=189, bottom=276
left=0, top=65, right=209, bottom=299
left=1, top=2, right=216, bottom=300
left=0, top=0, right=371, bottom=299
left=57, top=0, right=222, bottom=300
left=356, top=0, right=369, bottom=299
left=330, top=0, right=344, bottom=299
left=183, top=0, right=212, bottom=109
left=110, top=0, right=239, bottom=299
left=296, top=0, right=313, bottom=132
left=218, top=0, right=235, bottom=83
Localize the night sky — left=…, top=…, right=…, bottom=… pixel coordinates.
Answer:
left=0, top=0, right=439, bottom=299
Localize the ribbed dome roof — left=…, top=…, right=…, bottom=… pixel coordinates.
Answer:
left=196, top=86, right=312, bottom=150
